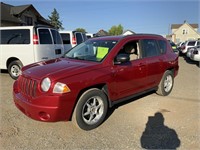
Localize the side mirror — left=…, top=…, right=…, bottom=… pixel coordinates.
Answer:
left=114, top=53, right=130, bottom=65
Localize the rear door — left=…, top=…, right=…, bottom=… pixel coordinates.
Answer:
left=50, top=29, right=64, bottom=57
left=140, top=39, right=164, bottom=88
left=75, top=32, right=84, bottom=45
left=34, top=28, right=64, bottom=62
left=60, top=32, right=72, bottom=53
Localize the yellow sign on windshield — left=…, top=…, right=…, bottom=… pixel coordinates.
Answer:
left=96, top=47, right=109, bottom=59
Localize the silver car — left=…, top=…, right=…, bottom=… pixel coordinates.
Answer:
left=189, top=45, right=200, bottom=61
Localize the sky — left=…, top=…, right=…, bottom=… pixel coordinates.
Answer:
left=2, top=0, right=200, bottom=35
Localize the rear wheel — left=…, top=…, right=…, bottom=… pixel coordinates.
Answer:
left=72, top=88, right=108, bottom=130
left=156, top=70, right=174, bottom=96
left=8, top=60, right=23, bottom=80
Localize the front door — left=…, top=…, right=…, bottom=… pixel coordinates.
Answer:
left=113, top=58, right=147, bottom=100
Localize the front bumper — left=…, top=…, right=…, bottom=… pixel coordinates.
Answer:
left=13, top=81, right=75, bottom=122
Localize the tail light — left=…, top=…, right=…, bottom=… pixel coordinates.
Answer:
left=33, top=34, right=39, bottom=45
left=72, top=36, right=77, bottom=45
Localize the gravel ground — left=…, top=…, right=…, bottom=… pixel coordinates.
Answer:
left=0, top=56, right=200, bottom=150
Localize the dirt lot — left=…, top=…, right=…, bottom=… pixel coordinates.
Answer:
left=0, top=56, right=200, bottom=150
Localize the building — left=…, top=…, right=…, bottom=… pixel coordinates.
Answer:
left=0, top=2, right=51, bottom=27
left=95, top=29, right=109, bottom=37
left=122, top=30, right=135, bottom=35
left=170, top=21, right=200, bottom=43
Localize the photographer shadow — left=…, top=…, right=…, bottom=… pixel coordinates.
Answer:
left=140, top=112, right=181, bottom=149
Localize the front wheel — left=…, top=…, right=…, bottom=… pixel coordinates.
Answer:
left=156, top=70, right=174, bottom=96
left=72, top=88, right=108, bottom=130
left=8, top=60, right=23, bottom=80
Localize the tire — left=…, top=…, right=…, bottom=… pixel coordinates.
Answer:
left=72, top=88, right=108, bottom=130
left=156, top=70, right=174, bottom=96
left=8, top=60, right=23, bottom=80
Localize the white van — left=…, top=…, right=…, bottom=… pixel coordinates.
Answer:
left=59, top=31, right=87, bottom=53
left=86, top=33, right=94, bottom=39
left=0, top=26, right=64, bottom=79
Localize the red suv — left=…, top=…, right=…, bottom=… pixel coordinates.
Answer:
left=13, top=34, right=179, bottom=130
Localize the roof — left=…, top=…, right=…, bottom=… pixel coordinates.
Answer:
left=171, top=23, right=198, bottom=29
left=10, top=4, right=32, bottom=15
left=95, top=30, right=109, bottom=36
left=0, top=2, right=22, bottom=23
left=0, top=2, right=51, bottom=26
left=91, top=34, right=164, bottom=41
left=122, top=30, right=135, bottom=35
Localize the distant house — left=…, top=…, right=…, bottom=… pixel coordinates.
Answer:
left=122, top=30, right=135, bottom=35
left=94, top=29, right=109, bottom=37
left=0, top=2, right=51, bottom=27
left=170, top=21, right=200, bottom=43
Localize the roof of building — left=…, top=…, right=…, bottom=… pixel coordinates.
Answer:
left=171, top=23, right=198, bottom=29
left=0, top=2, right=50, bottom=26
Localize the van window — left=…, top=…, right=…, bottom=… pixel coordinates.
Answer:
left=38, top=29, right=52, bottom=44
left=76, top=33, right=83, bottom=44
left=51, top=29, right=62, bottom=44
left=60, top=33, right=70, bottom=44
left=0, top=29, right=30, bottom=44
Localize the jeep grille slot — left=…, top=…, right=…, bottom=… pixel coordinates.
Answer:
left=18, top=76, right=38, bottom=97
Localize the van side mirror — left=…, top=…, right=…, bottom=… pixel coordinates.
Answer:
left=114, top=53, right=130, bottom=65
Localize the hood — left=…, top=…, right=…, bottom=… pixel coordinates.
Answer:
left=22, top=58, right=101, bottom=81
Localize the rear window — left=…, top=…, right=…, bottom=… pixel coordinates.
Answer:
left=0, top=29, right=30, bottom=44
left=60, top=33, right=70, bottom=44
left=75, top=33, right=83, bottom=44
left=51, top=29, right=62, bottom=44
left=38, top=29, right=52, bottom=44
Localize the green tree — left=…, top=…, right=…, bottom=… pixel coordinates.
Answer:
left=108, top=24, right=123, bottom=35
left=48, top=8, right=64, bottom=30
left=75, top=28, right=86, bottom=33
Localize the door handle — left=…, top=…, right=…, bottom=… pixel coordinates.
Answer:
left=55, top=49, right=61, bottom=54
left=42, top=57, right=48, bottom=60
left=139, top=63, right=145, bottom=67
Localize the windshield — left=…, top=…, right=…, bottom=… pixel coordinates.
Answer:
left=65, top=39, right=118, bottom=62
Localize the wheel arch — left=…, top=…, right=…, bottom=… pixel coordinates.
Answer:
left=166, top=67, right=175, bottom=76
left=69, top=83, right=111, bottom=121
left=6, top=57, right=23, bottom=69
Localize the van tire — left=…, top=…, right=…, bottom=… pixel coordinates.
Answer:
left=8, top=60, right=23, bottom=80
left=72, top=88, right=108, bottom=130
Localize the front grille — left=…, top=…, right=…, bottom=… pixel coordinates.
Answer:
left=18, top=76, right=38, bottom=97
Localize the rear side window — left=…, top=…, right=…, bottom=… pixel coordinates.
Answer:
left=60, top=33, right=70, bottom=44
left=141, top=39, right=160, bottom=57
left=188, top=41, right=196, bottom=46
left=51, top=29, right=62, bottom=44
left=75, top=33, right=83, bottom=44
left=157, top=40, right=167, bottom=54
left=38, top=29, right=52, bottom=44
left=0, top=29, right=30, bottom=44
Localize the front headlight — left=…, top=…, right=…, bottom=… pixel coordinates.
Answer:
left=41, top=77, right=51, bottom=92
left=53, top=82, right=71, bottom=94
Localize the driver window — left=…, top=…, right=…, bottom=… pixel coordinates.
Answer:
left=118, top=41, right=140, bottom=61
